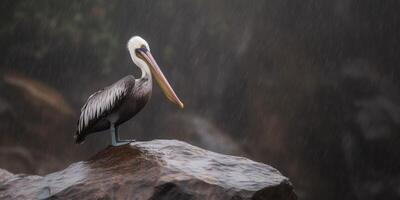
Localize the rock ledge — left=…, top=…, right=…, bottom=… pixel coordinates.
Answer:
left=0, top=140, right=296, bottom=200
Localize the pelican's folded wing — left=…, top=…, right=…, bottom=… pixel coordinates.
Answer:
left=75, top=75, right=135, bottom=142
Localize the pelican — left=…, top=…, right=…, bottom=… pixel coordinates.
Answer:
left=75, top=36, right=184, bottom=146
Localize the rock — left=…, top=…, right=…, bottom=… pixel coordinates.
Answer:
left=0, top=169, right=12, bottom=183
left=0, top=140, right=296, bottom=200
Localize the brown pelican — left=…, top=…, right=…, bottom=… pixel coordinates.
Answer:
left=75, top=36, right=184, bottom=146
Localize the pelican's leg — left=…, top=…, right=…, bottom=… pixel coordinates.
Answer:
left=115, top=126, right=136, bottom=143
left=110, top=124, right=118, bottom=146
left=110, top=124, right=130, bottom=146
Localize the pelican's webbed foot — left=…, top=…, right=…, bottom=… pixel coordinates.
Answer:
left=112, top=139, right=135, bottom=146
left=119, top=139, right=136, bottom=143
left=111, top=140, right=131, bottom=146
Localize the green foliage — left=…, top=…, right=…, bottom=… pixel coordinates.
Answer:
left=0, top=0, right=119, bottom=68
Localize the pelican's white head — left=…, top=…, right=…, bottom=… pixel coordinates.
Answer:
left=127, top=36, right=151, bottom=76
left=126, top=35, right=184, bottom=109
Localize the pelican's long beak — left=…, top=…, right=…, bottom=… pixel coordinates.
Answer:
left=138, top=48, right=184, bottom=109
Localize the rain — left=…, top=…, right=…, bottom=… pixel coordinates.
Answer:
left=0, top=1, right=399, bottom=199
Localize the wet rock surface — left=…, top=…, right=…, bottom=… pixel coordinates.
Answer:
left=0, top=140, right=296, bottom=200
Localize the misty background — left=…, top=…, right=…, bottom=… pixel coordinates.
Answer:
left=0, top=1, right=399, bottom=199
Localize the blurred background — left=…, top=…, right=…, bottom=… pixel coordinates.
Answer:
left=0, top=1, right=399, bottom=199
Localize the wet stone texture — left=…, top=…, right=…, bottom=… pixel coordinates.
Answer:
left=0, top=140, right=297, bottom=200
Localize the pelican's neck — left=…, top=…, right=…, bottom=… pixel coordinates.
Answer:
left=138, top=63, right=151, bottom=80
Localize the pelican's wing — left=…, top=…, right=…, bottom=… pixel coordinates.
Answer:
left=75, top=75, right=135, bottom=142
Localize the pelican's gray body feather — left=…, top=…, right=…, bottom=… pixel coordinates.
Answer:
left=75, top=75, right=151, bottom=143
